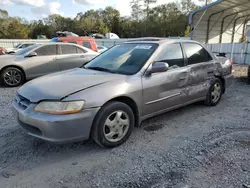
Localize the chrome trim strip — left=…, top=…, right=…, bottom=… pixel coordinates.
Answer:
left=146, top=93, right=181, bottom=105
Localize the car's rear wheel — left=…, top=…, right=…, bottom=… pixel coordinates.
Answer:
left=91, top=101, right=134, bottom=148
left=205, top=78, right=223, bottom=106
left=0, top=67, right=25, bottom=87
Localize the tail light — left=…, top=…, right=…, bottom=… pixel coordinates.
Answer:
left=229, top=59, right=235, bottom=74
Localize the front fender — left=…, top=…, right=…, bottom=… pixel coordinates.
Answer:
left=63, top=78, right=143, bottom=116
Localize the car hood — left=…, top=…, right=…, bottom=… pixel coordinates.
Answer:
left=18, top=68, right=126, bottom=103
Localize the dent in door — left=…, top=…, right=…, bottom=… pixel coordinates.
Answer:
left=186, top=63, right=214, bottom=98
left=143, top=68, right=189, bottom=115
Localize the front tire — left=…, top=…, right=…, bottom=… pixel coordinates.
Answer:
left=205, top=78, right=223, bottom=106
left=0, top=67, right=25, bottom=87
left=91, top=101, right=135, bottom=148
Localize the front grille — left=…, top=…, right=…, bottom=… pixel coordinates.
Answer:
left=14, top=94, right=31, bottom=110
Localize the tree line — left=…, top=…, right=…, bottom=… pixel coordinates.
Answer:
left=0, top=0, right=210, bottom=39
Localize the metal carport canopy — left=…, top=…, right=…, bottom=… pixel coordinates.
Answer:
left=189, top=0, right=250, bottom=44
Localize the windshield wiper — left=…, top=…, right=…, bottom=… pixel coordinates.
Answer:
left=85, top=66, right=116, bottom=73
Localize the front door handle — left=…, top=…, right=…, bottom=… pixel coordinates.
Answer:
left=207, top=71, right=214, bottom=74
left=53, top=57, right=58, bottom=60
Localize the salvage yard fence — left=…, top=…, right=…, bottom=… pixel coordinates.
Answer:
left=0, top=39, right=250, bottom=65
left=205, top=43, right=250, bottom=65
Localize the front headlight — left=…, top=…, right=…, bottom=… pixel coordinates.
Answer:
left=34, top=101, right=85, bottom=115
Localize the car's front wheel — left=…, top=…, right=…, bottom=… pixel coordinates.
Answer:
left=205, top=78, right=223, bottom=106
left=0, top=67, right=25, bottom=87
left=91, top=101, right=135, bottom=148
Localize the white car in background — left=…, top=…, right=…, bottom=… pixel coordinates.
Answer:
left=6, top=43, right=35, bottom=54
left=97, top=45, right=108, bottom=53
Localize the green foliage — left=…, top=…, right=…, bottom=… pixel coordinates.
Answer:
left=0, top=0, right=198, bottom=39
left=130, top=0, right=143, bottom=21
left=0, top=16, right=30, bottom=39
left=184, top=25, right=191, bottom=37
left=0, top=9, right=8, bottom=18
left=240, top=35, right=247, bottom=43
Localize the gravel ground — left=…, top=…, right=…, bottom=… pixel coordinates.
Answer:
left=0, top=67, right=250, bottom=188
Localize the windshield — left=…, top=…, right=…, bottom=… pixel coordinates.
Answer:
left=14, top=44, right=40, bottom=55
left=85, top=43, right=158, bottom=75
left=14, top=43, right=21, bottom=48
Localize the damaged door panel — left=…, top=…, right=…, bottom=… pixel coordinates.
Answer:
left=142, top=43, right=189, bottom=116
left=182, top=43, right=215, bottom=101
left=186, top=62, right=215, bottom=100
left=142, top=67, right=190, bottom=116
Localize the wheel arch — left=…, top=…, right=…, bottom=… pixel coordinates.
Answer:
left=214, top=75, right=225, bottom=93
left=103, top=96, right=141, bottom=127
left=0, top=65, right=26, bottom=81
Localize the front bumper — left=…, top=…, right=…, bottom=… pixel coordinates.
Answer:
left=12, top=99, right=100, bottom=143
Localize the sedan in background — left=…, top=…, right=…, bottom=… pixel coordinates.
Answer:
left=12, top=38, right=233, bottom=148
left=0, top=43, right=98, bottom=87
left=97, top=45, right=108, bottom=53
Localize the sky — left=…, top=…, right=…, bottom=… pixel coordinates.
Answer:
left=0, top=0, right=202, bottom=20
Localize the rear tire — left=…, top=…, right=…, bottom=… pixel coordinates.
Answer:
left=0, top=67, right=25, bottom=87
left=91, top=101, right=134, bottom=148
left=205, top=78, right=223, bottom=106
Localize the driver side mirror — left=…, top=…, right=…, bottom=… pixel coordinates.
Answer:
left=25, top=52, right=37, bottom=58
left=147, top=61, right=169, bottom=75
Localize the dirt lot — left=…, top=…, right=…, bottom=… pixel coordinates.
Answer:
left=0, top=66, right=250, bottom=188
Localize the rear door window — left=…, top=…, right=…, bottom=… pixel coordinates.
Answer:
left=77, top=47, right=87, bottom=54
left=34, top=45, right=57, bottom=56
left=20, top=44, right=28, bottom=48
left=83, top=42, right=91, bottom=49
left=183, top=43, right=213, bottom=65
left=156, top=43, right=185, bottom=69
left=61, top=45, right=77, bottom=54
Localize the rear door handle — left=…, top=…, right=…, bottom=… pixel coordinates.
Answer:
left=207, top=71, right=214, bottom=74
left=53, top=57, right=58, bottom=60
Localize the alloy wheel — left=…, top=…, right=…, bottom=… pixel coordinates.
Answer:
left=3, top=70, right=22, bottom=86
left=103, top=110, right=130, bottom=143
left=211, top=83, right=221, bottom=103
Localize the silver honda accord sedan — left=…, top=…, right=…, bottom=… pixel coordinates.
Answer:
left=0, top=43, right=98, bottom=87
left=12, top=38, right=233, bottom=148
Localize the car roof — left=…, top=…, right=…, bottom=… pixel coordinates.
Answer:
left=125, top=37, right=198, bottom=45
left=38, top=42, right=97, bottom=53
left=39, top=43, right=81, bottom=46
left=57, top=36, right=94, bottom=41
